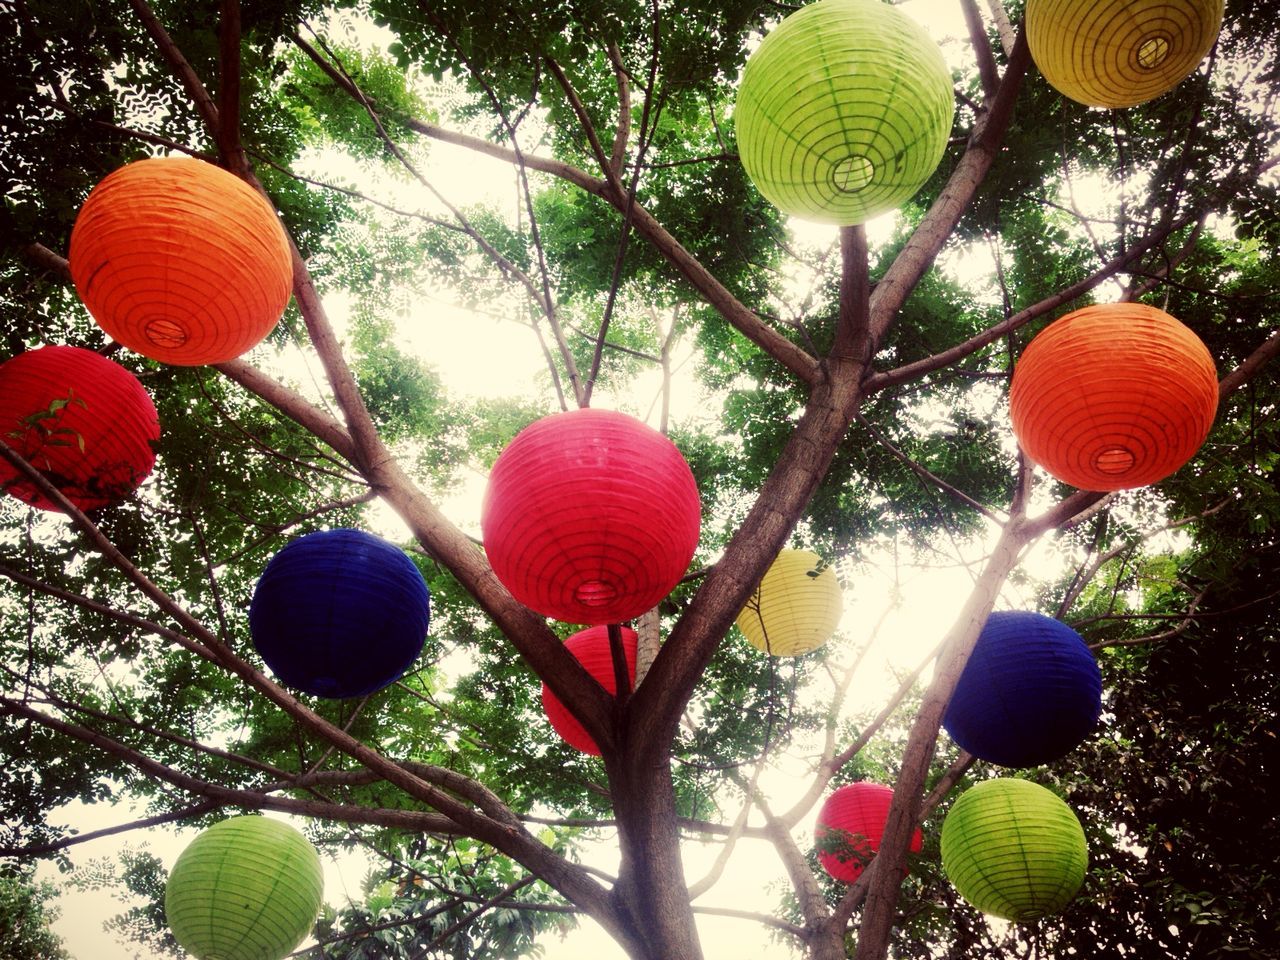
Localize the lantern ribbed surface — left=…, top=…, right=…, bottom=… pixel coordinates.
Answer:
left=734, top=0, right=955, bottom=225
left=69, top=157, right=293, bottom=365
left=0, top=345, right=159, bottom=512
left=735, top=549, right=842, bottom=656
left=541, top=625, right=637, bottom=755
left=1010, top=303, right=1218, bottom=492
left=943, top=611, right=1102, bottom=768
left=481, top=409, right=701, bottom=625
left=815, top=782, right=923, bottom=883
left=250, top=529, right=431, bottom=699
left=165, top=816, right=324, bottom=960
left=941, top=778, right=1088, bottom=922
left=1027, top=0, right=1224, bottom=108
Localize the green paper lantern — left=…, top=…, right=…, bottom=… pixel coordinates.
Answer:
left=165, top=816, right=324, bottom=960
left=735, top=0, right=955, bottom=225
left=941, top=779, right=1088, bottom=922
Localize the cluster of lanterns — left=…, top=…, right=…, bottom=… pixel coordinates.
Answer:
left=4, top=0, right=1234, bottom=951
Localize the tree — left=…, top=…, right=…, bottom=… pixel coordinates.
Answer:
left=1, top=0, right=1278, bottom=958
left=0, top=868, right=71, bottom=960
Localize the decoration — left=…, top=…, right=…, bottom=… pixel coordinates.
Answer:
left=1009, top=303, right=1218, bottom=492
left=541, top=624, right=637, bottom=755
left=734, top=0, right=955, bottom=225
left=941, top=778, right=1088, bottom=922
left=481, top=408, right=701, bottom=625
left=250, top=528, right=431, bottom=698
left=815, top=782, right=922, bottom=883
left=69, top=157, right=293, bottom=365
left=164, top=815, right=324, bottom=960
left=943, top=611, right=1101, bottom=767
left=0, top=345, right=159, bottom=512
left=1027, top=0, right=1224, bottom=108
left=735, top=549, right=842, bottom=656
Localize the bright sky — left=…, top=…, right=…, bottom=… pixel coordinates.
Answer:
left=37, top=2, right=1043, bottom=958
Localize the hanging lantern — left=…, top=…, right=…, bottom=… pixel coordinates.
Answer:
left=1027, top=0, right=1224, bottom=108
left=734, top=0, right=955, bottom=225
left=165, top=816, right=324, bottom=960
left=735, top=549, right=842, bottom=656
left=0, top=345, right=159, bottom=512
left=941, top=778, right=1088, bottom=922
left=1009, top=303, right=1218, bottom=492
left=69, top=157, right=293, bottom=365
left=250, top=529, right=431, bottom=699
left=943, top=611, right=1102, bottom=768
left=541, top=624, right=637, bottom=755
left=481, top=408, right=701, bottom=625
left=815, top=782, right=923, bottom=883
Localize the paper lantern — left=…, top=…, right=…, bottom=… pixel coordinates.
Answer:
left=735, top=549, right=842, bottom=656
left=69, top=157, right=293, bottom=365
left=165, top=816, right=323, bottom=960
left=250, top=528, right=431, bottom=698
left=0, top=345, right=159, bottom=511
left=815, top=782, right=923, bottom=883
left=541, top=625, right=637, bottom=755
left=1010, top=303, right=1218, bottom=492
left=943, top=611, right=1102, bottom=768
left=1027, top=0, right=1224, bottom=108
left=734, top=0, right=955, bottom=225
left=941, top=778, right=1088, bottom=922
left=481, top=409, right=701, bottom=624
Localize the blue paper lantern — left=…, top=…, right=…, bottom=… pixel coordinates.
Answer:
left=250, top=529, right=430, bottom=698
left=943, top=611, right=1102, bottom=768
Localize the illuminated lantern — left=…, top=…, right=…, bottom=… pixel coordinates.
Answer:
left=165, top=816, right=323, bottom=960
left=481, top=409, right=701, bottom=625
left=735, top=549, right=842, bottom=656
left=0, top=345, right=158, bottom=511
left=541, top=624, right=637, bottom=755
left=941, top=778, right=1088, bottom=922
left=1009, top=303, right=1218, bottom=492
left=250, top=529, right=431, bottom=698
left=943, top=611, right=1102, bottom=768
left=1027, top=0, right=1224, bottom=108
left=734, top=0, right=955, bottom=225
left=69, top=157, right=293, bottom=365
left=815, top=782, right=922, bottom=883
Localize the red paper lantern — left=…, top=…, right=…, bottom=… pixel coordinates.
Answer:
left=1010, top=303, right=1218, bottom=491
left=481, top=409, right=701, bottom=624
left=69, top=157, right=293, bottom=366
left=0, top=346, right=159, bottom=511
left=540, top=625, right=637, bottom=755
left=815, top=782, right=923, bottom=883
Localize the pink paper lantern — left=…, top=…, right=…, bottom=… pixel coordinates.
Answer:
left=481, top=409, right=701, bottom=624
left=541, top=625, right=637, bottom=755
left=815, top=782, right=923, bottom=883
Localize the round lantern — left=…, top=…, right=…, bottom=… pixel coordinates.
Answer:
left=250, top=528, right=431, bottom=698
left=815, top=782, right=923, bottom=883
left=943, top=611, right=1102, bottom=768
left=69, top=157, right=293, bottom=365
left=1027, top=0, right=1224, bottom=108
left=481, top=408, right=701, bottom=625
left=734, top=0, right=955, bottom=225
left=1009, top=303, right=1218, bottom=492
left=735, top=549, right=842, bottom=656
left=941, top=778, right=1088, bottom=922
left=0, top=345, right=159, bottom=512
left=165, top=815, right=323, bottom=960
left=541, top=625, right=637, bottom=755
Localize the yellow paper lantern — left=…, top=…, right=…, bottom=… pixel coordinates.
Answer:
left=735, top=549, right=842, bottom=656
left=1027, top=0, right=1224, bottom=108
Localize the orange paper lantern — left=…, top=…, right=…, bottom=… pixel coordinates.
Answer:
left=69, top=157, right=293, bottom=365
left=1009, top=303, right=1218, bottom=491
